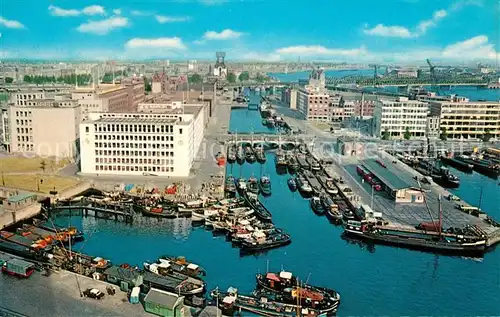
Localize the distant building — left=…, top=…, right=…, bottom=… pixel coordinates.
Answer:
left=429, top=99, right=500, bottom=140
left=281, top=88, right=297, bottom=110
left=0, top=104, right=9, bottom=148
left=213, top=52, right=227, bottom=78
left=296, top=68, right=330, bottom=121
left=79, top=100, right=206, bottom=177
left=8, top=99, right=81, bottom=158
left=373, top=97, right=429, bottom=139
left=426, top=115, right=441, bottom=139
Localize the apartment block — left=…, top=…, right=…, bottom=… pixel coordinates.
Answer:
left=373, top=97, right=429, bottom=139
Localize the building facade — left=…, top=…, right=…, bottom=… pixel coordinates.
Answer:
left=8, top=100, right=81, bottom=158
left=79, top=102, right=206, bottom=177
left=426, top=115, right=441, bottom=139
left=429, top=100, right=500, bottom=140
left=281, top=88, right=297, bottom=110
left=373, top=97, right=429, bottom=139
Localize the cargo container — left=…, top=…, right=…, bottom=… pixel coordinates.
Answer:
left=2, top=258, right=35, bottom=278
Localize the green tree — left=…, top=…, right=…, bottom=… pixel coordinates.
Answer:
left=188, top=73, right=202, bottom=84
left=404, top=127, right=411, bottom=140
left=440, top=127, right=448, bottom=141
left=40, top=160, right=46, bottom=173
left=5, top=77, right=13, bottom=84
left=255, top=73, right=265, bottom=83
left=482, top=128, right=493, bottom=142
left=238, top=71, right=249, bottom=82
left=144, top=77, right=151, bottom=92
left=382, top=128, right=390, bottom=140
left=23, top=75, right=32, bottom=83
left=227, top=72, right=237, bottom=83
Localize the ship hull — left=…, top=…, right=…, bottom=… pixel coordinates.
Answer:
left=344, top=229, right=486, bottom=256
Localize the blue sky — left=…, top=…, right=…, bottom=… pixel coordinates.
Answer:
left=0, top=0, right=498, bottom=62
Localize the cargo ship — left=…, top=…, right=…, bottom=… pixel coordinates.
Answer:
left=455, top=155, right=500, bottom=178
left=440, top=155, right=473, bottom=173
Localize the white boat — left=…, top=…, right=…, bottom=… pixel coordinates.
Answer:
left=192, top=208, right=220, bottom=222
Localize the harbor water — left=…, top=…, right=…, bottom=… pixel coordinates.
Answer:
left=52, top=90, right=499, bottom=315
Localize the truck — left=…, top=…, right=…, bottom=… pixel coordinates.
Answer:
left=1, top=258, right=35, bottom=278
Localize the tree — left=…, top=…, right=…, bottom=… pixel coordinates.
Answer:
left=482, top=128, right=493, bottom=142
left=5, top=77, right=13, bottom=84
left=440, top=127, right=447, bottom=141
left=404, top=127, right=411, bottom=140
left=238, top=71, right=249, bottom=82
left=40, top=160, right=46, bottom=173
left=227, top=72, right=237, bottom=83
left=255, top=73, right=265, bottom=83
left=382, top=128, right=390, bottom=140
left=188, top=73, right=202, bottom=84
left=143, top=77, right=151, bottom=92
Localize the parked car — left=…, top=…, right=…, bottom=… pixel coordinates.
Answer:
left=447, top=194, right=460, bottom=201
left=83, top=288, right=105, bottom=300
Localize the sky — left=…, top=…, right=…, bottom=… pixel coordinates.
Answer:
left=0, top=0, right=498, bottom=63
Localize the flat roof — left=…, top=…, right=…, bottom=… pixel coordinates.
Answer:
left=362, top=159, right=418, bottom=191
left=144, top=288, right=182, bottom=308
left=8, top=192, right=36, bottom=203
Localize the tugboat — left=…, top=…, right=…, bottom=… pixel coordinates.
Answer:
left=438, top=166, right=460, bottom=188
left=245, top=146, right=256, bottom=163
left=275, top=150, right=287, bottom=169
left=287, top=156, right=299, bottom=173
left=259, top=176, right=272, bottom=196
left=227, top=145, right=236, bottom=163
left=255, top=271, right=341, bottom=315
left=255, top=146, right=267, bottom=163
left=247, top=177, right=260, bottom=194
left=287, top=178, right=297, bottom=192
left=310, top=196, right=326, bottom=215
left=225, top=175, right=237, bottom=197
left=240, top=231, right=291, bottom=253
left=235, top=145, right=245, bottom=164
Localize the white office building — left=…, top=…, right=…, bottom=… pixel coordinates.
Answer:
left=79, top=101, right=206, bottom=177
left=373, top=97, right=429, bottom=139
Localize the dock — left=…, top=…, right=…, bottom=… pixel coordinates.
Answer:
left=48, top=203, right=134, bottom=224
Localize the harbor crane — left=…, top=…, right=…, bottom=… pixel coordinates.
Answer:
left=426, top=59, right=440, bottom=95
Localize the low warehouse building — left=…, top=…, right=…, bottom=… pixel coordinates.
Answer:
left=144, top=288, right=186, bottom=317
left=362, top=159, right=424, bottom=203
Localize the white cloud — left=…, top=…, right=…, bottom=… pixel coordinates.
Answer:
left=77, top=17, right=128, bottom=35
left=125, top=37, right=186, bottom=50
left=82, top=5, right=106, bottom=16
left=442, top=35, right=497, bottom=60
left=49, top=5, right=107, bottom=17
left=131, top=10, right=151, bottom=16
left=203, top=29, right=243, bottom=40
left=48, top=5, right=81, bottom=17
left=0, top=16, right=25, bottom=29
left=113, top=9, right=122, bottom=15
left=363, top=24, right=412, bottom=38
left=276, top=45, right=368, bottom=57
left=155, top=15, right=190, bottom=23
left=364, top=0, right=479, bottom=39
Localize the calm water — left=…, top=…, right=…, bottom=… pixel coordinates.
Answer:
left=268, top=69, right=374, bottom=82
left=53, top=87, right=499, bottom=315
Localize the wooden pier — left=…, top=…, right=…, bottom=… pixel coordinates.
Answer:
left=49, top=203, right=134, bottom=224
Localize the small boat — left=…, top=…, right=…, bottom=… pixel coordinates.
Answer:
left=310, top=196, right=326, bottom=215
left=287, top=178, right=297, bottom=191
left=142, top=269, right=205, bottom=296
left=296, top=153, right=309, bottom=170
left=275, top=150, right=288, bottom=169
left=240, top=230, right=291, bottom=252
left=302, top=170, right=322, bottom=195
left=259, top=176, right=272, bottom=196
left=225, top=175, right=237, bottom=196
left=306, top=156, right=321, bottom=171
left=321, top=194, right=342, bottom=224
left=255, top=147, right=266, bottom=163
left=296, top=176, right=312, bottom=196
left=256, top=271, right=341, bottom=314
left=245, top=146, right=256, bottom=163
left=227, top=145, right=236, bottom=163
left=33, top=220, right=84, bottom=242
left=236, top=146, right=245, bottom=164
left=142, top=205, right=180, bottom=218
left=287, top=156, right=299, bottom=173
left=247, top=177, right=260, bottom=194
left=159, top=255, right=206, bottom=278
left=192, top=208, right=220, bottom=222
left=236, top=178, right=247, bottom=194
left=325, top=179, right=339, bottom=195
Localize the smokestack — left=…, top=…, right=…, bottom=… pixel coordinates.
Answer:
left=360, top=92, right=365, bottom=120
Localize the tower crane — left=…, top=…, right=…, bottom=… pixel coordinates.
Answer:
left=426, top=59, right=440, bottom=95
left=368, top=64, right=378, bottom=86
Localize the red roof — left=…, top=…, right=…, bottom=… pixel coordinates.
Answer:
left=266, top=273, right=281, bottom=282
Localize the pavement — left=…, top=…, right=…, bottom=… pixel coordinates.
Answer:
left=0, top=269, right=149, bottom=317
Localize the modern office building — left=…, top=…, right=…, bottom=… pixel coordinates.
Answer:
left=79, top=100, right=206, bottom=177
left=373, top=97, right=429, bottom=139
left=8, top=99, right=81, bottom=158
left=429, top=99, right=500, bottom=140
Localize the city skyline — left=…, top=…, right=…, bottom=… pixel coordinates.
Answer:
left=0, top=0, right=498, bottom=63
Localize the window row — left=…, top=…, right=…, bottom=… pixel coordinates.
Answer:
left=95, top=134, right=174, bottom=142
left=95, top=158, right=174, bottom=165
left=95, top=165, right=174, bottom=173
left=16, top=127, right=33, bottom=134
left=94, top=142, right=175, bottom=150
left=18, top=143, right=34, bottom=151
left=17, top=136, right=33, bottom=142
left=16, top=119, right=32, bottom=126
left=94, top=124, right=175, bottom=134
left=94, top=150, right=175, bottom=157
